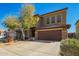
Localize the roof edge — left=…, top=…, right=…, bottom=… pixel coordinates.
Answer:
left=40, top=7, right=68, bottom=16
left=75, top=20, right=79, bottom=25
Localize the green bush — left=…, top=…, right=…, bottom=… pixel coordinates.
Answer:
left=60, top=38, right=79, bottom=56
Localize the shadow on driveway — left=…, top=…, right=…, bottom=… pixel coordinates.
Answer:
left=29, top=40, right=61, bottom=43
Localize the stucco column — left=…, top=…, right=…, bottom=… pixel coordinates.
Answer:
left=62, top=29, right=67, bottom=40
left=35, top=31, right=38, bottom=40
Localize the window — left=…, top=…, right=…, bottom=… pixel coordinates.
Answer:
left=57, top=14, right=62, bottom=24
left=46, top=17, right=50, bottom=24
left=51, top=16, right=55, bottom=24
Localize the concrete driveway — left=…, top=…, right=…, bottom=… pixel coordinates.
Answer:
left=0, top=40, right=60, bottom=56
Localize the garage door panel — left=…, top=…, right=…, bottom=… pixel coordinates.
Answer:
left=38, top=30, right=62, bottom=41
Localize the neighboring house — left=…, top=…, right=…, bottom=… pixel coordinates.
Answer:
left=75, top=20, right=79, bottom=39
left=34, top=8, right=70, bottom=41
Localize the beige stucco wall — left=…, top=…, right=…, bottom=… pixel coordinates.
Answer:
left=76, top=22, right=79, bottom=39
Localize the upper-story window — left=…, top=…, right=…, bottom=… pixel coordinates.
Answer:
left=51, top=16, right=55, bottom=24
left=57, top=14, right=62, bottom=24
left=46, top=17, right=50, bottom=24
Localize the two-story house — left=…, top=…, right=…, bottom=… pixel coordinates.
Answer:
left=35, top=8, right=70, bottom=41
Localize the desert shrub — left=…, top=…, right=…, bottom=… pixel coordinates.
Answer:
left=60, top=38, right=79, bottom=56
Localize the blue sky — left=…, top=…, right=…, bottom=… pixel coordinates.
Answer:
left=0, top=3, right=79, bottom=32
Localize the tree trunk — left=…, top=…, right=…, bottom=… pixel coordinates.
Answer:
left=21, top=28, right=25, bottom=40
left=27, top=29, right=31, bottom=39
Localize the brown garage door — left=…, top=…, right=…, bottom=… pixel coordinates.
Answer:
left=38, top=30, right=62, bottom=41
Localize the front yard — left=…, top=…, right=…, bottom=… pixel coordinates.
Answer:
left=0, top=40, right=60, bottom=56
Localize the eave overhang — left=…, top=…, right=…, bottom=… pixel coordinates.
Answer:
left=36, top=24, right=71, bottom=30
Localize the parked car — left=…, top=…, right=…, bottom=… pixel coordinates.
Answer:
left=0, top=31, right=6, bottom=42
left=0, top=35, right=6, bottom=40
